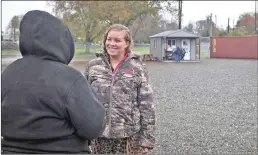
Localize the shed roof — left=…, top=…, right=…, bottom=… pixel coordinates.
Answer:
left=149, top=29, right=200, bottom=38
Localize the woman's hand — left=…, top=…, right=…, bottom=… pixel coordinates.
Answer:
left=141, top=147, right=149, bottom=154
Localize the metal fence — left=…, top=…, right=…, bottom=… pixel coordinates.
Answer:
left=198, top=43, right=210, bottom=57
left=75, top=41, right=210, bottom=58
left=199, top=37, right=210, bottom=58
left=134, top=43, right=150, bottom=48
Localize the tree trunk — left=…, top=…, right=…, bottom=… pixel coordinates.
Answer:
left=13, top=28, right=16, bottom=41
left=132, top=15, right=145, bottom=40
left=85, top=42, right=91, bottom=53
left=85, top=27, right=91, bottom=53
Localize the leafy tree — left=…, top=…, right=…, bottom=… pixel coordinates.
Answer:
left=183, top=22, right=194, bottom=33
left=228, top=29, right=249, bottom=36
left=236, top=12, right=256, bottom=34
left=195, top=15, right=219, bottom=37
left=48, top=1, right=178, bottom=53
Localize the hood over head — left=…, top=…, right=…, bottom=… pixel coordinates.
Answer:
left=19, top=10, right=74, bottom=64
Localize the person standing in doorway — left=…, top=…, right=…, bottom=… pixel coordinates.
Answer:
left=174, top=46, right=181, bottom=62
left=84, top=24, right=155, bottom=154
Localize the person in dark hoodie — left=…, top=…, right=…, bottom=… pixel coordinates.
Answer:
left=1, top=10, right=105, bottom=154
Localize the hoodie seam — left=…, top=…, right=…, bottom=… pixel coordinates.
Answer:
left=63, top=74, right=82, bottom=114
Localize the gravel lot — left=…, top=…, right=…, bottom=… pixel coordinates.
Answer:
left=148, top=59, right=257, bottom=154
left=70, top=58, right=257, bottom=154
left=2, top=57, right=257, bottom=154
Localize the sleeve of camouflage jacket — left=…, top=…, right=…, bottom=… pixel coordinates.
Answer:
left=138, top=64, right=156, bottom=149
left=84, top=63, right=90, bottom=80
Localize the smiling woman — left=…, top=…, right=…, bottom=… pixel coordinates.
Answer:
left=84, top=24, right=156, bottom=154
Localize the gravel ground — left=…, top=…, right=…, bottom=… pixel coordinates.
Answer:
left=70, top=58, right=257, bottom=154
left=146, top=59, right=257, bottom=154
left=2, top=57, right=257, bottom=154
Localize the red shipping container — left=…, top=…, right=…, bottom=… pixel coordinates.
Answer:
left=210, top=36, right=258, bottom=59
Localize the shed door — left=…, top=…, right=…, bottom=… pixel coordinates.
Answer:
left=181, top=39, right=191, bottom=60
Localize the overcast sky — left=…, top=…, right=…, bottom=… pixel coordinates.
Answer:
left=1, top=1, right=256, bottom=32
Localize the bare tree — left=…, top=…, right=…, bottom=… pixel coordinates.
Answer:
left=183, top=22, right=194, bottom=32
left=6, top=15, right=23, bottom=41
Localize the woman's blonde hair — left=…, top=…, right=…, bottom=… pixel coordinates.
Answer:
left=102, top=24, right=133, bottom=53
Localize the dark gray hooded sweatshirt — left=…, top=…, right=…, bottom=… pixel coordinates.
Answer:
left=1, top=10, right=105, bottom=154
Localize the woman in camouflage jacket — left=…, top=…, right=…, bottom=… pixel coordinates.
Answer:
left=84, top=24, right=155, bottom=154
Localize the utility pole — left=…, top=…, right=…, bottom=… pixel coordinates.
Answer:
left=233, top=19, right=235, bottom=33
left=210, top=13, right=213, bottom=37
left=227, top=18, right=230, bottom=34
left=178, top=0, right=182, bottom=29
left=254, top=0, right=258, bottom=34
left=215, top=15, right=217, bottom=27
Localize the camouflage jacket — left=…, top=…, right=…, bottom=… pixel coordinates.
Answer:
left=84, top=52, right=155, bottom=148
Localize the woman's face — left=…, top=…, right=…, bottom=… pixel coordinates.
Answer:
left=105, top=30, right=129, bottom=57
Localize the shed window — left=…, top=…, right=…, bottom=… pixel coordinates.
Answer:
left=153, top=39, right=156, bottom=48
left=183, top=40, right=188, bottom=46
left=167, top=39, right=176, bottom=48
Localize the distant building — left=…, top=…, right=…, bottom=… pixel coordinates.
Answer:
left=149, top=29, right=200, bottom=61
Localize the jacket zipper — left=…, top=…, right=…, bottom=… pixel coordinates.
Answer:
left=108, top=53, right=130, bottom=136
left=109, top=74, right=115, bottom=136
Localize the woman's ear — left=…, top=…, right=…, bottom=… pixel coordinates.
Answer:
left=125, top=41, right=130, bottom=52
left=126, top=41, right=130, bottom=48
